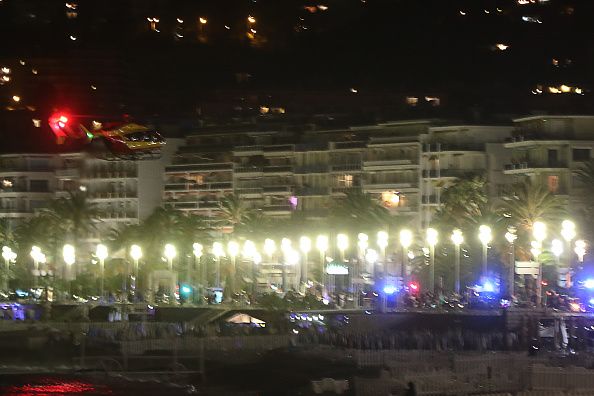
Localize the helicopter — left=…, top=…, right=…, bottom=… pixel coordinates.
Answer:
left=48, top=111, right=165, bottom=160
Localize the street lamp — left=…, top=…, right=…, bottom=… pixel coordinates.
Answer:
left=426, top=228, right=438, bottom=293
left=164, top=243, right=176, bottom=271
left=316, top=235, right=328, bottom=290
left=130, top=244, right=142, bottom=295
left=533, top=221, right=546, bottom=306
left=551, top=239, right=563, bottom=260
left=451, top=229, right=464, bottom=294
left=96, top=244, right=108, bottom=298
left=227, top=241, right=239, bottom=295
left=264, top=238, right=276, bottom=261
left=561, top=220, right=576, bottom=287
left=299, top=236, right=311, bottom=287
left=478, top=225, right=492, bottom=276
left=63, top=244, right=75, bottom=297
left=212, top=242, right=225, bottom=287
left=337, top=234, right=348, bottom=261
left=2, top=246, right=16, bottom=292
left=504, top=228, right=517, bottom=297
left=357, top=233, right=369, bottom=256
left=252, top=251, right=262, bottom=296
left=399, top=229, right=413, bottom=284
left=281, top=238, right=291, bottom=291
left=193, top=243, right=204, bottom=303
left=575, top=240, right=586, bottom=262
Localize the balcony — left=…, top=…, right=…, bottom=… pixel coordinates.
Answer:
left=332, top=141, right=367, bottom=150
left=294, top=165, right=329, bottom=174
left=422, top=169, right=483, bottom=179
left=89, top=192, right=138, bottom=200
left=362, top=182, right=419, bottom=192
left=0, top=165, right=53, bottom=173
left=421, top=195, right=439, bottom=205
left=235, top=166, right=263, bottom=175
left=84, top=171, right=138, bottom=179
left=363, top=159, right=418, bottom=171
left=295, top=187, right=330, bottom=196
left=262, top=204, right=293, bottom=214
left=262, top=185, right=292, bottom=195
left=263, top=144, right=294, bottom=156
left=164, top=201, right=220, bottom=211
left=0, top=187, right=52, bottom=194
left=503, top=135, right=566, bottom=148
left=295, top=142, right=328, bottom=152
left=331, top=186, right=360, bottom=195
left=233, top=145, right=263, bottom=156
left=503, top=162, right=567, bottom=175
left=164, top=181, right=233, bottom=192
left=330, top=163, right=361, bottom=172
left=166, top=163, right=233, bottom=173
left=263, top=165, right=293, bottom=174
left=55, top=168, right=80, bottom=179
left=236, top=187, right=263, bottom=197
left=98, top=212, right=137, bottom=220
left=423, top=143, right=484, bottom=153
left=0, top=208, right=32, bottom=214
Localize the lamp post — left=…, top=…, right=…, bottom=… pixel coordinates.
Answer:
left=365, top=249, right=379, bottom=309
left=193, top=243, right=203, bottom=304
left=299, top=236, right=311, bottom=288
left=243, top=240, right=257, bottom=293
left=281, top=238, right=291, bottom=291
left=212, top=242, right=225, bottom=288
left=63, top=244, right=75, bottom=297
left=164, top=244, right=176, bottom=271
left=30, top=246, right=46, bottom=288
left=316, top=235, right=328, bottom=291
left=264, top=239, right=276, bottom=262
left=478, top=225, right=492, bottom=276
left=574, top=240, right=586, bottom=263
left=227, top=241, right=239, bottom=295
left=561, top=220, right=576, bottom=288
left=504, top=228, right=517, bottom=297
left=533, top=221, right=547, bottom=307
left=337, top=234, right=348, bottom=262
left=252, top=251, right=262, bottom=296
left=130, top=245, right=142, bottom=297
left=426, top=228, right=438, bottom=293
left=399, top=229, right=413, bottom=286
left=2, top=247, right=16, bottom=293
left=377, top=231, right=388, bottom=280
left=451, top=229, right=464, bottom=294
left=96, top=244, right=108, bottom=299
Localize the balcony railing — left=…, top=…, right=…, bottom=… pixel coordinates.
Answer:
left=164, top=201, right=220, bottom=210
left=423, top=169, right=482, bottom=178
left=363, top=159, right=416, bottom=168
left=263, top=165, right=293, bottom=173
left=295, top=187, right=330, bottom=196
left=235, top=166, right=264, bottom=173
left=166, top=163, right=233, bottom=173
left=0, top=208, right=31, bottom=213
left=0, top=165, right=53, bottom=173
left=295, top=142, right=328, bottom=151
left=294, top=165, right=329, bottom=174
left=263, top=144, right=294, bottom=153
left=263, top=185, right=292, bottom=194
left=332, top=141, right=367, bottom=150
left=263, top=204, right=293, bottom=213
left=0, top=187, right=51, bottom=193
left=55, top=168, right=80, bottom=178
left=85, top=171, right=138, bottom=179
left=98, top=212, right=136, bottom=220
left=363, top=182, right=418, bottom=190
left=89, top=192, right=138, bottom=199
left=234, top=145, right=263, bottom=153
left=330, top=163, right=361, bottom=172
left=504, top=162, right=566, bottom=171
left=331, top=186, right=360, bottom=194
left=164, top=181, right=233, bottom=192
left=236, top=187, right=264, bottom=195
left=423, top=143, right=484, bottom=152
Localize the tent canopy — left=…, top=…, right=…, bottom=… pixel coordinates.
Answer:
left=226, top=313, right=265, bottom=324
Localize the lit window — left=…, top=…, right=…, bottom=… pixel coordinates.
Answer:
left=381, top=191, right=400, bottom=207
left=548, top=175, right=559, bottom=193
left=339, top=174, right=353, bottom=187
left=425, top=96, right=441, bottom=106
left=405, top=97, right=418, bottom=106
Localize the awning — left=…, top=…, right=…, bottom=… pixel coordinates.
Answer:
left=226, top=313, right=265, bottom=324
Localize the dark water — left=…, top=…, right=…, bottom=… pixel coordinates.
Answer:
left=0, top=374, right=193, bottom=395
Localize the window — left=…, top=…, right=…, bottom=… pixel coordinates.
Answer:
left=573, top=148, right=590, bottom=162
left=548, top=175, right=559, bottom=193
left=29, top=180, right=49, bottom=192
left=338, top=174, right=353, bottom=187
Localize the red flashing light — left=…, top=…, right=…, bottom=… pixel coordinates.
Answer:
left=409, top=282, right=419, bottom=292
left=58, top=115, right=68, bottom=123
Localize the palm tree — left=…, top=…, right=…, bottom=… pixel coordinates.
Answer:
left=330, top=190, right=391, bottom=232
left=433, top=176, right=490, bottom=230
left=42, top=191, right=100, bottom=245
left=500, top=178, right=565, bottom=259
left=575, top=159, right=594, bottom=239
left=0, top=218, right=14, bottom=246
left=219, top=194, right=253, bottom=231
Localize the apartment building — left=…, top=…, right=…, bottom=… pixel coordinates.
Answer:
left=503, top=115, right=594, bottom=211
left=0, top=139, right=182, bottom=238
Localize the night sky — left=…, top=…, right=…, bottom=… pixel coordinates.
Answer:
left=0, top=0, right=592, bottom=148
